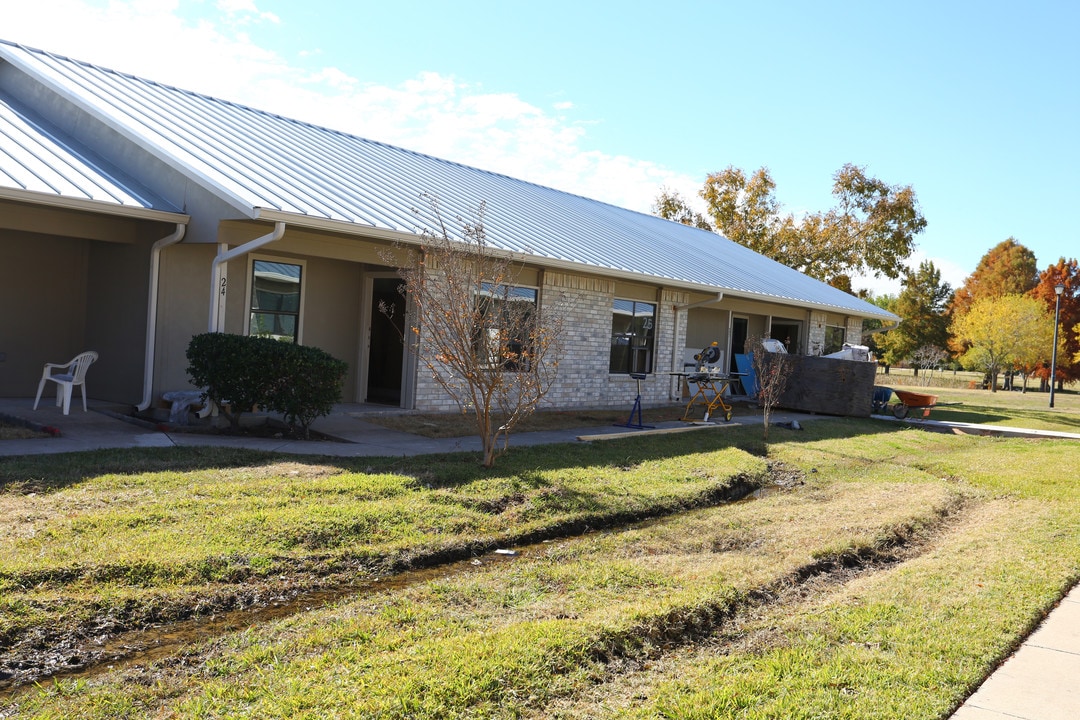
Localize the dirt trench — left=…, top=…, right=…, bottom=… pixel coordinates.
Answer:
left=0, top=465, right=797, bottom=697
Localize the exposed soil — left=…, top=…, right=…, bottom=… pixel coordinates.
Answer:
left=0, top=462, right=808, bottom=698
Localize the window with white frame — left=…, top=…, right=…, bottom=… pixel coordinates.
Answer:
left=249, top=259, right=303, bottom=344
left=610, top=299, right=656, bottom=374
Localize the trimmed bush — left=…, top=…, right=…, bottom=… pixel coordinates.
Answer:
left=186, top=333, right=346, bottom=436
left=266, top=343, right=348, bottom=438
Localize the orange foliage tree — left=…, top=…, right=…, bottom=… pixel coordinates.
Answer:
left=1029, top=259, right=1079, bottom=388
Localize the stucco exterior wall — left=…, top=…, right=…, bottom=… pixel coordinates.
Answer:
left=84, top=228, right=154, bottom=403
left=0, top=230, right=88, bottom=397
left=153, top=243, right=217, bottom=395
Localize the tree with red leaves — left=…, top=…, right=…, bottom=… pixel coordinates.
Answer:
left=1029, top=259, right=1079, bottom=390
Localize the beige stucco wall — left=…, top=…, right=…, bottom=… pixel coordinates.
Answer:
left=0, top=230, right=88, bottom=397
left=151, top=227, right=385, bottom=403
left=153, top=242, right=216, bottom=395
left=0, top=216, right=166, bottom=403
left=84, top=228, right=154, bottom=402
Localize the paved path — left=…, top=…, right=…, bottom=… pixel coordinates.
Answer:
left=950, top=586, right=1080, bottom=719
left=1, top=397, right=1078, bottom=717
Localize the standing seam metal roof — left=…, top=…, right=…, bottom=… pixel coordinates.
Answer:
left=0, top=39, right=897, bottom=320
left=0, top=90, right=172, bottom=210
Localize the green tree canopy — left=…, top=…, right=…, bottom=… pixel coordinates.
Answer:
left=875, top=260, right=953, bottom=368
left=950, top=294, right=1055, bottom=392
left=686, top=163, right=926, bottom=284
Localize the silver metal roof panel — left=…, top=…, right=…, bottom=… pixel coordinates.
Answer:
left=0, top=39, right=896, bottom=320
left=0, top=89, right=175, bottom=212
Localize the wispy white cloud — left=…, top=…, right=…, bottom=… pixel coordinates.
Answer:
left=4, top=0, right=696, bottom=215
left=216, top=0, right=280, bottom=24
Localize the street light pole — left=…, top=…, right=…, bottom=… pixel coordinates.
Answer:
left=1049, top=283, right=1065, bottom=408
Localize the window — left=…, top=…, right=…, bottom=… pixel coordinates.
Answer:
left=610, top=299, right=656, bottom=374
left=823, top=325, right=846, bottom=355
left=476, top=283, right=538, bottom=371
left=249, top=259, right=303, bottom=343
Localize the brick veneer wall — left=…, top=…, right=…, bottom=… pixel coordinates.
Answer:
left=411, top=270, right=690, bottom=412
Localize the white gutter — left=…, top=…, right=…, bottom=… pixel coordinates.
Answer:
left=208, top=221, right=286, bottom=332
left=137, top=223, right=187, bottom=411
left=863, top=319, right=902, bottom=340
left=0, top=187, right=190, bottom=224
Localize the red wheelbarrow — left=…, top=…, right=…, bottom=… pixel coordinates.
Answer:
left=890, top=389, right=938, bottom=419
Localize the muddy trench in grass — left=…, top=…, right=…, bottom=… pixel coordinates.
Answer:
left=0, top=465, right=797, bottom=699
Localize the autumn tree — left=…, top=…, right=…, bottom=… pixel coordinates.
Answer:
left=652, top=187, right=713, bottom=230
left=949, top=238, right=1038, bottom=319
left=874, top=261, right=952, bottom=372
left=384, top=195, right=566, bottom=467
left=950, top=295, right=1055, bottom=392
left=689, top=163, right=926, bottom=283
left=1025, top=259, right=1078, bottom=391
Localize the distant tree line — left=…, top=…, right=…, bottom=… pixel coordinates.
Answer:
left=654, top=169, right=1078, bottom=393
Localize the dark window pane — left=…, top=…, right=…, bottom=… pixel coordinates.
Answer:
left=610, top=300, right=655, bottom=373
left=250, top=260, right=301, bottom=343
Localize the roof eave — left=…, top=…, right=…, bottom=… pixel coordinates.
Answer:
left=0, top=186, right=189, bottom=224
left=254, top=208, right=899, bottom=323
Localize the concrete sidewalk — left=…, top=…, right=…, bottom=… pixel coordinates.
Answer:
left=950, top=585, right=1080, bottom=719
left=0, top=397, right=773, bottom=456
left=2, top=397, right=1078, bottom=717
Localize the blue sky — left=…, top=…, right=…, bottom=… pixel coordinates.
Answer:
left=8, top=1, right=1078, bottom=295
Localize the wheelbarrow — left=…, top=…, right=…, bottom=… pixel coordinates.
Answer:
left=889, top=389, right=939, bottom=419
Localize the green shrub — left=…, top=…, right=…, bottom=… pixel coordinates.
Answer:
left=266, top=343, right=348, bottom=438
left=186, top=334, right=346, bottom=435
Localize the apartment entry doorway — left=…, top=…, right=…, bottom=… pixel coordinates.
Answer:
left=730, top=316, right=748, bottom=374
left=366, top=276, right=405, bottom=405
left=770, top=320, right=802, bottom=354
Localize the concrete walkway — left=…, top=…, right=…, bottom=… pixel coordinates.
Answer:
left=950, top=585, right=1080, bottom=719
left=0, top=397, right=788, bottom=457
left=1, top=397, right=1078, bottom=717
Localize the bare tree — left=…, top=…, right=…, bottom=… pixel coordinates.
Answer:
left=383, top=195, right=566, bottom=467
left=910, top=344, right=947, bottom=386
left=745, top=336, right=793, bottom=442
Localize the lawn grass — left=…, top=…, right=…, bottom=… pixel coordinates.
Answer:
left=2, top=417, right=1079, bottom=718
left=880, top=383, right=1080, bottom=434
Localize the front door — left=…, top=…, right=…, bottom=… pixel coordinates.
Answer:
left=730, top=316, right=748, bottom=374
left=366, top=277, right=405, bottom=405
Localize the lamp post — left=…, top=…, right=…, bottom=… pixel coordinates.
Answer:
left=1049, top=282, right=1065, bottom=408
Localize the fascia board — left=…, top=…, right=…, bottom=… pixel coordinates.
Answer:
left=0, top=186, right=189, bottom=223
left=254, top=208, right=900, bottom=323
left=0, top=44, right=259, bottom=220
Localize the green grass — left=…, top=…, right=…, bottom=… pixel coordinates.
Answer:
left=880, top=382, right=1080, bottom=433
left=2, top=414, right=1079, bottom=719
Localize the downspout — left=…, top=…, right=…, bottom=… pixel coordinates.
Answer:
left=208, top=221, right=286, bottom=332
left=138, top=223, right=187, bottom=411
left=863, top=319, right=901, bottom=342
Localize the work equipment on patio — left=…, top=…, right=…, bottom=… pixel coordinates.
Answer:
left=680, top=342, right=736, bottom=423
left=33, top=351, right=98, bottom=415
left=615, top=373, right=654, bottom=429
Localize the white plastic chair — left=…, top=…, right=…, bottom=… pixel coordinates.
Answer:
left=33, top=351, right=98, bottom=415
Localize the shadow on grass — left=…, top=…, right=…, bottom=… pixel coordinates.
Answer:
left=0, top=417, right=912, bottom=495
left=931, top=405, right=1080, bottom=431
